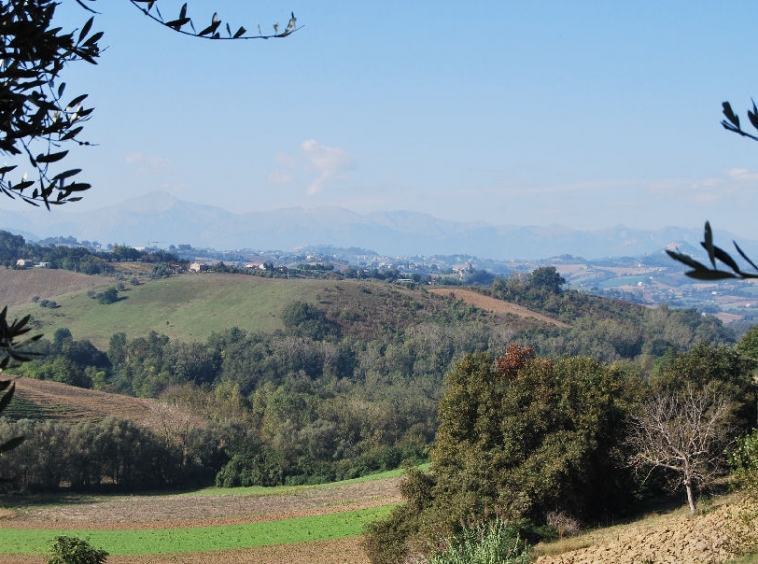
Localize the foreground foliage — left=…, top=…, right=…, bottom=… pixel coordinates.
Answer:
left=365, top=340, right=756, bottom=563
left=0, top=0, right=298, bottom=209
left=0, top=306, right=44, bottom=479
left=426, top=517, right=530, bottom=564
left=0, top=0, right=99, bottom=207
left=47, top=536, right=107, bottom=564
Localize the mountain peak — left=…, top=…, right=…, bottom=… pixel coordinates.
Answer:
left=1, top=193, right=753, bottom=260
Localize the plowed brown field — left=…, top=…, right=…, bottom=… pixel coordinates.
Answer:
left=534, top=497, right=758, bottom=564
left=12, top=378, right=160, bottom=424
left=430, top=288, right=569, bottom=328
left=0, top=268, right=111, bottom=307
left=3, top=539, right=370, bottom=564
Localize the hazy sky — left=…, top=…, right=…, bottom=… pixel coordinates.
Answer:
left=13, top=1, right=758, bottom=238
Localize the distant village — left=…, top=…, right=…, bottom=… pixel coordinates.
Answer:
left=14, top=233, right=758, bottom=328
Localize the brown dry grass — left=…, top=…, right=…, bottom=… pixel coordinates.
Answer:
left=0, top=268, right=111, bottom=307
left=534, top=495, right=756, bottom=564
left=430, top=288, right=569, bottom=328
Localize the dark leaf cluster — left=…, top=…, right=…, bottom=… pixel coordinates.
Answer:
left=0, top=307, right=42, bottom=478
left=0, top=0, right=101, bottom=208
left=666, top=221, right=758, bottom=280
left=127, top=1, right=302, bottom=40
left=721, top=100, right=758, bottom=143
left=667, top=100, right=758, bottom=279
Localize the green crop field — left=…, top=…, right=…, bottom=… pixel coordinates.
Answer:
left=0, top=505, right=394, bottom=555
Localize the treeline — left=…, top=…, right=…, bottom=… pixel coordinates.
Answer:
left=0, top=416, right=232, bottom=491
left=8, top=278, right=736, bottom=492
left=485, top=267, right=732, bottom=361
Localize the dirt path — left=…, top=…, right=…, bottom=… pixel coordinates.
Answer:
left=430, top=288, right=569, bottom=328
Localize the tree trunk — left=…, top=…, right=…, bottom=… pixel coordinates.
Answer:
left=684, top=476, right=697, bottom=514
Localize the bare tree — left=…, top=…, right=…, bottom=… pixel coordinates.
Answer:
left=627, top=385, right=734, bottom=513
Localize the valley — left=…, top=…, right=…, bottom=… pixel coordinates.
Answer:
left=0, top=264, right=756, bottom=563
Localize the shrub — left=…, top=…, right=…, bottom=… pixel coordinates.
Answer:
left=363, top=505, right=420, bottom=564
left=546, top=510, right=582, bottom=539
left=363, top=467, right=435, bottom=563
left=98, top=288, right=119, bottom=305
left=47, top=536, right=108, bottom=564
left=730, top=429, right=758, bottom=499
left=427, top=517, right=531, bottom=564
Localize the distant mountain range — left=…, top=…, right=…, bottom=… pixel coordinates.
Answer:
left=0, top=192, right=752, bottom=260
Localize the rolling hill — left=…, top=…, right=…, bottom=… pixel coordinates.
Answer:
left=5, top=270, right=565, bottom=349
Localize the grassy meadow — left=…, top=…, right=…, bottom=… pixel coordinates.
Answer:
left=6, top=271, right=473, bottom=348
left=7, top=274, right=335, bottom=348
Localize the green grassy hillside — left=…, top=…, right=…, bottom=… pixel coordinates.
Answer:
left=6, top=272, right=503, bottom=349
left=8, top=274, right=344, bottom=348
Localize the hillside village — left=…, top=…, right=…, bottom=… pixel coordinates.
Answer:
left=16, top=232, right=758, bottom=330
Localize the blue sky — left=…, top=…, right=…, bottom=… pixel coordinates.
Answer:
left=14, top=1, right=758, bottom=238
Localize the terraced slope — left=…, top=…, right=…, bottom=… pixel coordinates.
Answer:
left=6, top=378, right=205, bottom=433
left=10, top=378, right=156, bottom=423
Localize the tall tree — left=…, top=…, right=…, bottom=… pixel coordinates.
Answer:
left=365, top=345, right=638, bottom=563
